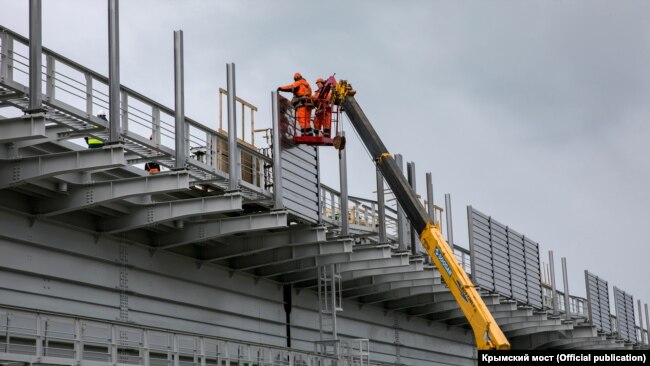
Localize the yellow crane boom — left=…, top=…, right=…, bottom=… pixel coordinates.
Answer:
left=336, top=82, right=510, bottom=350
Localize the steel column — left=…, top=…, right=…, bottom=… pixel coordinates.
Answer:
left=444, top=193, right=454, bottom=246
left=227, top=63, right=239, bottom=190
left=174, top=30, right=186, bottom=169
left=407, top=162, right=417, bottom=255
left=28, top=0, right=43, bottom=112
left=376, top=167, right=387, bottom=243
left=108, top=0, right=121, bottom=142
left=561, top=257, right=570, bottom=317
left=271, top=91, right=283, bottom=209
left=426, top=172, right=435, bottom=224
left=549, top=251, right=558, bottom=315
left=339, top=131, right=349, bottom=236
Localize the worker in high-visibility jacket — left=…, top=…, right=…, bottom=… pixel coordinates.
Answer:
left=313, top=78, right=332, bottom=137
left=278, top=73, right=313, bottom=136
left=85, top=111, right=106, bottom=148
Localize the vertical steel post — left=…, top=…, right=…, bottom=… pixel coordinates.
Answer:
left=395, top=154, right=407, bottom=251
left=271, top=91, right=283, bottom=210
left=561, top=257, right=571, bottom=318
left=108, top=0, right=121, bottom=142
left=407, top=162, right=417, bottom=255
left=638, top=299, right=644, bottom=344
left=339, top=131, right=349, bottom=236
left=444, top=193, right=454, bottom=246
left=549, top=251, right=558, bottom=315
left=227, top=63, right=239, bottom=190
left=28, top=0, right=43, bottom=112
left=426, top=172, right=435, bottom=224
left=376, top=167, right=387, bottom=243
left=173, top=30, right=186, bottom=169
left=645, top=303, right=649, bottom=345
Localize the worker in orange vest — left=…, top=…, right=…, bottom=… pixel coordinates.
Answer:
left=313, top=78, right=332, bottom=137
left=278, top=73, right=313, bottom=136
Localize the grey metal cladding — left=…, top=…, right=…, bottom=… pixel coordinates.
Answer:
left=585, top=271, right=612, bottom=334
left=468, top=207, right=543, bottom=309
left=280, top=143, right=319, bottom=223
left=613, top=286, right=636, bottom=343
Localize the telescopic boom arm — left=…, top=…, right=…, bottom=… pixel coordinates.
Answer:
left=340, top=90, right=510, bottom=350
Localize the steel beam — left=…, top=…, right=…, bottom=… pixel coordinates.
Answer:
left=383, top=286, right=453, bottom=311
left=0, top=114, right=46, bottom=143
left=407, top=299, right=460, bottom=317
left=254, top=245, right=392, bottom=278
left=174, top=30, right=186, bottom=169
left=271, top=91, right=283, bottom=210
left=152, top=211, right=287, bottom=249
left=229, top=240, right=353, bottom=270
left=226, top=63, right=239, bottom=191
left=0, top=147, right=125, bottom=189
left=339, top=131, right=349, bottom=235
left=276, top=253, right=412, bottom=285
left=341, top=258, right=425, bottom=282
left=344, top=278, right=437, bottom=299
left=343, top=268, right=438, bottom=292
left=37, top=172, right=190, bottom=216
left=358, top=284, right=438, bottom=305
left=101, top=193, right=243, bottom=233
left=28, top=0, right=43, bottom=112
left=108, top=0, right=121, bottom=142
left=201, top=226, right=326, bottom=263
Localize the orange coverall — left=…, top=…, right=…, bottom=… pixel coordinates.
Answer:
left=278, top=78, right=313, bottom=133
left=313, top=87, right=332, bottom=136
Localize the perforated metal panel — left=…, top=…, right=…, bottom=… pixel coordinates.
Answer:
left=467, top=206, right=543, bottom=309
left=614, top=286, right=637, bottom=343
left=584, top=271, right=612, bottom=334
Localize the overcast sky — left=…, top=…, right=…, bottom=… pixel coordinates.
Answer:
left=1, top=1, right=648, bottom=317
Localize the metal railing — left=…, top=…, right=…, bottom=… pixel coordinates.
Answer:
left=0, top=26, right=272, bottom=198
left=0, top=307, right=338, bottom=366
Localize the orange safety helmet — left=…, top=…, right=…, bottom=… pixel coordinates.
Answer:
left=315, top=78, right=325, bottom=85
left=294, top=72, right=302, bottom=80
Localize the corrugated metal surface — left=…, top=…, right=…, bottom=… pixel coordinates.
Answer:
left=279, top=141, right=320, bottom=224
left=584, top=271, right=612, bottom=334
left=614, top=286, right=637, bottom=343
left=468, top=206, right=543, bottom=309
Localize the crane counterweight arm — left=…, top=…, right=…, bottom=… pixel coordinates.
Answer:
left=341, top=94, right=510, bottom=350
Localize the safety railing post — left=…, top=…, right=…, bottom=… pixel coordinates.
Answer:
left=227, top=63, right=239, bottom=191
left=339, top=131, right=349, bottom=236
left=0, top=33, right=14, bottom=81
left=108, top=0, right=121, bottom=142
left=174, top=30, right=186, bottom=169
left=45, top=54, right=55, bottom=101
left=152, top=106, right=161, bottom=144
left=561, top=257, right=571, bottom=317
left=395, top=154, right=407, bottom=251
left=426, top=172, right=435, bottom=224
left=271, top=91, right=283, bottom=210
left=549, top=251, right=558, bottom=315
left=82, top=73, right=93, bottom=116
left=407, top=162, right=417, bottom=255
left=121, top=90, right=129, bottom=132
left=444, top=193, right=454, bottom=246
left=28, top=0, right=43, bottom=112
